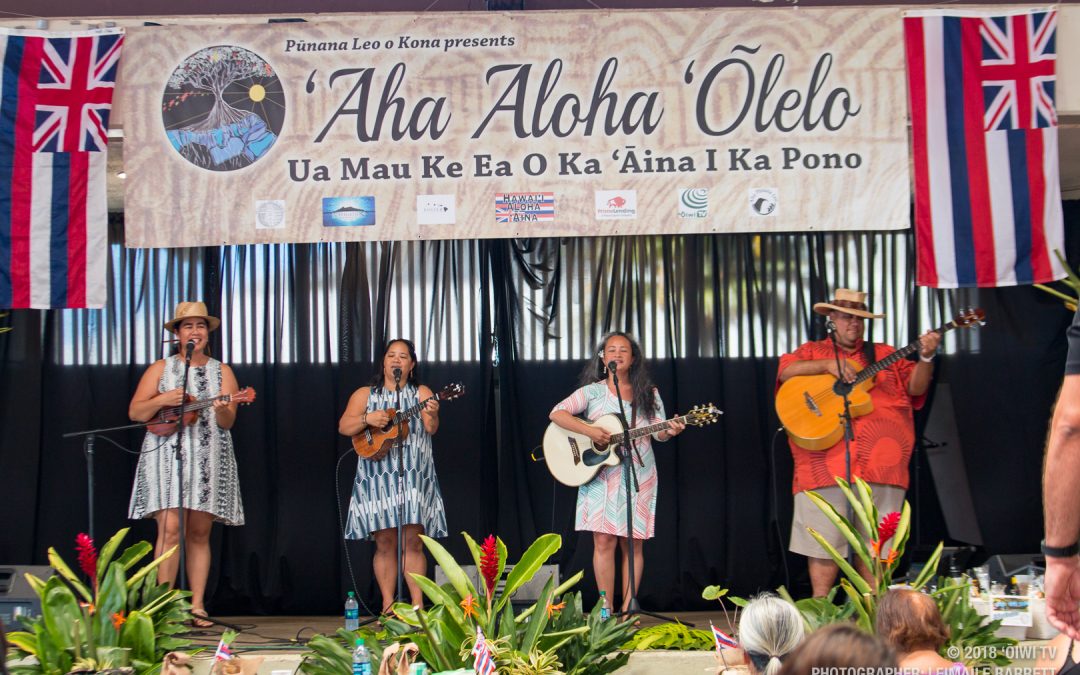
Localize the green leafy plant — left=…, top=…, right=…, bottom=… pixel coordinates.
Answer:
left=1035, top=250, right=1079, bottom=311
left=547, top=591, right=635, bottom=674
left=932, top=577, right=1016, bottom=671
left=299, top=628, right=385, bottom=675
left=4, top=528, right=192, bottom=675
left=621, top=622, right=715, bottom=651
left=805, top=477, right=943, bottom=631
left=775, top=586, right=856, bottom=632
left=383, top=532, right=636, bottom=675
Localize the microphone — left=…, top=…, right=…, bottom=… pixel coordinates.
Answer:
left=825, top=319, right=837, bottom=333
left=184, top=340, right=196, bottom=360
left=608, top=360, right=618, bottom=373
left=393, top=367, right=402, bottom=382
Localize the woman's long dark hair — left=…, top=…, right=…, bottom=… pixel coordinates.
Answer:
left=578, top=331, right=658, bottom=416
left=369, top=338, right=420, bottom=392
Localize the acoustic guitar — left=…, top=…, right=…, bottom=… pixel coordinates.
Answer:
left=542, top=403, right=722, bottom=486
left=147, top=387, right=257, bottom=436
left=352, top=382, right=465, bottom=460
left=775, top=308, right=985, bottom=451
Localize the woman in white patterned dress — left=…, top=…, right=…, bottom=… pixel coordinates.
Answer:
left=128, top=302, right=244, bottom=628
left=549, top=332, right=683, bottom=612
left=339, top=338, right=446, bottom=613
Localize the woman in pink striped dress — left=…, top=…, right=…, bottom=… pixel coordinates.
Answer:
left=549, top=332, right=684, bottom=612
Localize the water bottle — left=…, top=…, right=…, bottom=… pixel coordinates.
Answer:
left=352, top=638, right=371, bottom=675
left=344, top=591, right=359, bottom=631
left=599, top=591, right=610, bottom=620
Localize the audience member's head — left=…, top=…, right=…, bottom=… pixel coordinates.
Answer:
left=875, top=588, right=950, bottom=655
left=779, top=623, right=897, bottom=675
left=738, top=593, right=806, bottom=675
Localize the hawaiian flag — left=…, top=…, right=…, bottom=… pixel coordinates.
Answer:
left=471, top=626, right=496, bottom=675
left=0, top=27, right=122, bottom=309
left=213, top=638, right=232, bottom=661
left=904, top=9, right=1065, bottom=288
left=711, top=622, right=738, bottom=651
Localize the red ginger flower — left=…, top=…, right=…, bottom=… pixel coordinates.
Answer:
left=480, top=535, right=499, bottom=600
left=75, top=533, right=98, bottom=585
left=877, top=512, right=901, bottom=544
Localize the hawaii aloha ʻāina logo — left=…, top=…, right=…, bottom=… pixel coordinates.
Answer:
left=162, top=45, right=285, bottom=171
left=749, top=188, right=778, bottom=216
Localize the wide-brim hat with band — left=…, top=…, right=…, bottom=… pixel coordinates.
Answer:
left=164, top=301, right=220, bottom=334
left=812, top=288, right=885, bottom=319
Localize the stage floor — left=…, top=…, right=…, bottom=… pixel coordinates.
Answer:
left=184, top=610, right=732, bottom=648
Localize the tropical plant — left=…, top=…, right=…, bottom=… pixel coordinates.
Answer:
left=299, top=628, right=385, bottom=675
left=775, top=586, right=856, bottom=632
left=621, top=622, right=715, bottom=651
left=932, top=577, right=1016, bottom=671
left=804, top=477, right=943, bottom=631
left=5, top=528, right=192, bottom=675
left=1035, top=250, right=1079, bottom=311
left=384, top=532, right=636, bottom=675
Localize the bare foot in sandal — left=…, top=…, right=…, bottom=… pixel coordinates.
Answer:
left=190, top=608, right=213, bottom=628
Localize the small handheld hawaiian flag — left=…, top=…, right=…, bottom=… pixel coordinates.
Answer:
left=214, top=629, right=237, bottom=661
left=471, top=626, right=496, bottom=675
left=711, top=621, right=738, bottom=651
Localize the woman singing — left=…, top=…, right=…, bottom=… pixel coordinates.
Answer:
left=549, top=332, right=684, bottom=611
left=338, top=339, right=447, bottom=612
left=128, top=302, right=245, bottom=628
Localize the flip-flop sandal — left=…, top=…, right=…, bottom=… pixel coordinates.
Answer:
left=189, top=609, right=213, bottom=628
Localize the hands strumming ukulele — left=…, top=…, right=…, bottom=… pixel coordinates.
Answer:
left=147, top=387, right=256, bottom=436
left=351, top=382, right=465, bottom=460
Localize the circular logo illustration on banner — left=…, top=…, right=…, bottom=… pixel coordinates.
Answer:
left=162, top=45, right=285, bottom=171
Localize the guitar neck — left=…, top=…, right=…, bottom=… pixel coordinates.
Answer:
left=161, top=393, right=229, bottom=417
left=393, top=395, right=436, bottom=426
left=853, top=319, right=959, bottom=384
left=612, top=414, right=686, bottom=444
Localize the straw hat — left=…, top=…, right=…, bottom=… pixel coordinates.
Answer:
left=812, top=288, right=885, bottom=319
left=164, top=301, right=220, bottom=334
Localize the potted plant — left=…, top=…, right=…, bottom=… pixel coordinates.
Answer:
left=5, top=528, right=192, bottom=675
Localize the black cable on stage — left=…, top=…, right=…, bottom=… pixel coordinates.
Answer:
left=335, top=448, right=381, bottom=619
left=770, top=425, right=792, bottom=592
left=93, top=432, right=174, bottom=456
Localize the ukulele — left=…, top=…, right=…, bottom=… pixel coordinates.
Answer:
left=147, top=387, right=257, bottom=436
left=352, top=383, right=465, bottom=460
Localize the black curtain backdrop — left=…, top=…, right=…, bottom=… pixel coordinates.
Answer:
left=2, top=210, right=1078, bottom=614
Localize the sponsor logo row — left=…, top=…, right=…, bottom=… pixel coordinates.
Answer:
left=254, top=188, right=780, bottom=231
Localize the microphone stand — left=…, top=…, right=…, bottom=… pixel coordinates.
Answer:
left=826, top=320, right=856, bottom=567
left=174, top=343, right=195, bottom=594
left=62, top=419, right=169, bottom=542
left=609, top=363, right=679, bottom=625
left=393, top=369, right=406, bottom=607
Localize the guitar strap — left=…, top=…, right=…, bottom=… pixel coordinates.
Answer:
left=630, top=400, right=644, bottom=466
left=862, top=340, right=877, bottom=368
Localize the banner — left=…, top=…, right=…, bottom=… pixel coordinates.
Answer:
left=118, top=8, right=909, bottom=247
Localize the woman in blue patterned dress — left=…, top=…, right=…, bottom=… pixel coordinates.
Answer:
left=128, top=302, right=245, bottom=628
left=549, top=332, right=683, bottom=612
left=339, top=339, right=447, bottom=612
